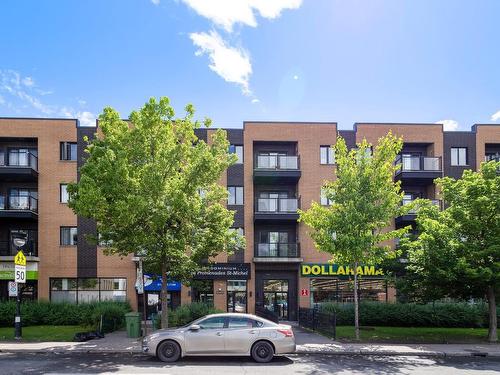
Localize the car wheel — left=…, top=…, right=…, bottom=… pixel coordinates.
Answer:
left=251, top=341, right=274, bottom=363
left=157, top=340, right=181, bottom=363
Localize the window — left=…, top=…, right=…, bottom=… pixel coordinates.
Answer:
left=50, top=277, right=127, bottom=303
left=228, top=186, right=243, bottom=205
left=199, top=316, right=225, bottom=329
left=228, top=317, right=260, bottom=328
left=60, top=142, right=77, bottom=161
left=320, top=188, right=334, bottom=206
left=227, top=280, right=247, bottom=313
left=60, top=227, right=77, bottom=245
left=229, top=145, right=243, bottom=163
left=320, top=146, right=335, bottom=165
left=60, top=184, right=69, bottom=203
left=451, top=147, right=467, bottom=166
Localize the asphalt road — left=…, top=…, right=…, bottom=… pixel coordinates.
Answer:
left=1, top=352, right=500, bottom=375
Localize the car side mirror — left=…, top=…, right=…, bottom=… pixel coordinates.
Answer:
left=189, top=324, right=200, bottom=331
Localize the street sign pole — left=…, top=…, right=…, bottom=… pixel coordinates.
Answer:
left=15, top=283, right=21, bottom=339
left=13, top=249, right=26, bottom=340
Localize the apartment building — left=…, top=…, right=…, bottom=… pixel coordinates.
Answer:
left=0, top=118, right=498, bottom=322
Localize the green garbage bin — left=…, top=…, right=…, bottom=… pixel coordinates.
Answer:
left=125, top=312, right=141, bottom=338
left=150, top=313, right=158, bottom=331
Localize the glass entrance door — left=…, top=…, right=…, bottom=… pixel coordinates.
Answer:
left=263, top=280, right=289, bottom=320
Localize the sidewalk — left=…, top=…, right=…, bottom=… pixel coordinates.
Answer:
left=1, top=327, right=500, bottom=358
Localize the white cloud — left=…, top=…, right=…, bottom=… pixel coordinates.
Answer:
left=151, top=0, right=160, bottom=5
left=491, top=110, right=500, bottom=122
left=436, top=119, right=459, bottom=131
left=0, top=69, right=95, bottom=125
left=190, top=30, right=252, bottom=95
left=182, top=0, right=302, bottom=32
left=251, top=98, right=260, bottom=103
left=78, top=99, right=87, bottom=107
left=76, top=111, right=96, bottom=127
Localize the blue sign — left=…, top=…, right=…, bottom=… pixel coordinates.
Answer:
left=143, top=274, right=181, bottom=292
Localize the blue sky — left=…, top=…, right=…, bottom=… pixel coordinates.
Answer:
left=1, top=0, right=499, bottom=130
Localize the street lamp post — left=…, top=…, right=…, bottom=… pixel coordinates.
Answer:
left=13, top=236, right=26, bottom=340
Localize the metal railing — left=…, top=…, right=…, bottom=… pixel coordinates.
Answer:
left=401, top=198, right=441, bottom=214
left=485, top=155, right=500, bottom=162
left=299, top=307, right=336, bottom=340
left=0, top=150, right=38, bottom=171
left=255, top=155, right=299, bottom=170
left=395, top=155, right=442, bottom=173
left=256, top=243, right=300, bottom=257
left=0, top=240, right=38, bottom=256
left=256, top=197, right=299, bottom=213
left=0, top=196, right=38, bottom=212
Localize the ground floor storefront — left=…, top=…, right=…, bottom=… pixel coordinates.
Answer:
left=134, top=262, right=396, bottom=321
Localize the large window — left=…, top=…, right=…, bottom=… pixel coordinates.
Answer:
left=320, top=146, right=335, bottom=165
left=192, top=280, right=214, bottom=306
left=451, top=147, right=467, bottom=166
left=229, top=145, right=243, bottom=163
left=228, top=186, right=244, bottom=205
left=60, top=142, right=77, bottom=161
left=320, top=188, right=334, bottom=206
left=310, top=278, right=387, bottom=304
left=50, top=278, right=127, bottom=303
left=60, top=227, right=77, bottom=246
left=60, top=184, right=69, bottom=203
left=227, top=280, right=247, bottom=313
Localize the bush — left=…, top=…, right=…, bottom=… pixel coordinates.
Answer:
left=0, top=301, right=131, bottom=332
left=157, top=302, right=223, bottom=328
left=319, top=302, right=499, bottom=328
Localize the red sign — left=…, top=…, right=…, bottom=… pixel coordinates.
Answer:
left=301, top=288, right=309, bottom=296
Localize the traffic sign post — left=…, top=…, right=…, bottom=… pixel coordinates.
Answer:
left=14, top=250, right=26, bottom=340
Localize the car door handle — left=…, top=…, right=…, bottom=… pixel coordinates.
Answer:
left=249, top=330, right=257, bottom=334
left=216, top=332, right=223, bottom=336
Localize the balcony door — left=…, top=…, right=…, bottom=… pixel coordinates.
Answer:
left=9, top=189, right=38, bottom=211
left=259, top=191, right=288, bottom=212
left=402, top=153, right=421, bottom=171
left=258, top=152, right=286, bottom=169
left=259, top=231, right=289, bottom=257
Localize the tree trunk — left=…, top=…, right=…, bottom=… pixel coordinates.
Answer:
left=487, top=285, right=497, bottom=343
left=160, top=262, right=169, bottom=329
left=353, top=262, right=360, bottom=341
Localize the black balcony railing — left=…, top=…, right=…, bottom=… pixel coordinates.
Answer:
left=255, top=197, right=299, bottom=213
left=395, top=155, right=442, bottom=173
left=0, top=240, right=38, bottom=257
left=401, top=198, right=442, bottom=214
left=255, top=243, right=300, bottom=257
left=0, top=150, right=38, bottom=171
left=0, top=195, right=38, bottom=212
left=255, top=155, right=300, bottom=170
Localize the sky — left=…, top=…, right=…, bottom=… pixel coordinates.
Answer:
left=0, top=0, right=499, bottom=130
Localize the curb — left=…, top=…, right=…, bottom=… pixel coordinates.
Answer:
left=1, top=348, right=500, bottom=358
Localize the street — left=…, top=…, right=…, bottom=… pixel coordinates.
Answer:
left=1, top=353, right=500, bottom=374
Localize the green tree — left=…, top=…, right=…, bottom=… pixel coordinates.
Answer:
left=299, top=132, right=411, bottom=340
left=68, top=97, right=242, bottom=328
left=404, top=160, right=500, bottom=342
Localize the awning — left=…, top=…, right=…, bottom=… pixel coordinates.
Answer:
left=143, top=273, right=181, bottom=292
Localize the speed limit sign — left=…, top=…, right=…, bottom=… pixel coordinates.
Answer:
left=14, top=264, right=26, bottom=283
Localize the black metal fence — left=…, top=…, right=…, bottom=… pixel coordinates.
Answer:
left=298, top=307, right=336, bottom=339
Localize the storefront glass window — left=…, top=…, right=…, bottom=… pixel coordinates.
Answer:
left=191, top=280, right=214, bottom=306
left=227, top=280, right=247, bottom=313
left=50, top=278, right=127, bottom=304
left=310, top=278, right=387, bottom=304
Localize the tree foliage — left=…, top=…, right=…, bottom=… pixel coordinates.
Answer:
left=402, top=160, right=500, bottom=341
left=68, top=97, right=242, bottom=327
left=299, top=132, right=412, bottom=339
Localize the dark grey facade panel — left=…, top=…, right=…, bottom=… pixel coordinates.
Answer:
left=77, top=127, right=98, bottom=278
left=229, top=205, right=244, bottom=228
left=338, top=130, right=356, bottom=149
left=443, top=132, right=476, bottom=179
left=227, top=164, right=244, bottom=185
left=194, top=128, right=208, bottom=142
left=226, top=129, right=243, bottom=145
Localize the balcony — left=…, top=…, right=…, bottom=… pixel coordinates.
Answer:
left=0, top=240, right=38, bottom=257
left=396, top=198, right=442, bottom=226
left=254, top=197, right=300, bottom=222
left=255, top=242, right=300, bottom=257
left=394, top=155, right=442, bottom=184
left=253, top=155, right=301, bottom=184
left=0, top=150, right=38, bottom=181
left=0, top=195, right=38, bottom=220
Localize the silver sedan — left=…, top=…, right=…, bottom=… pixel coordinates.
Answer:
left=142, top=313, right=296, bottom=363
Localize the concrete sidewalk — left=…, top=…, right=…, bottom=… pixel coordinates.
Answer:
left=1, top=327, right=500, bottom=358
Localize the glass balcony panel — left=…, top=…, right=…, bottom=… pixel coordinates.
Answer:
left=423, top=157, right=440, bottom=171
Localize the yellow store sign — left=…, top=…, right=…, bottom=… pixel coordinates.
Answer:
left=301, top=263, right=384, bottom=278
